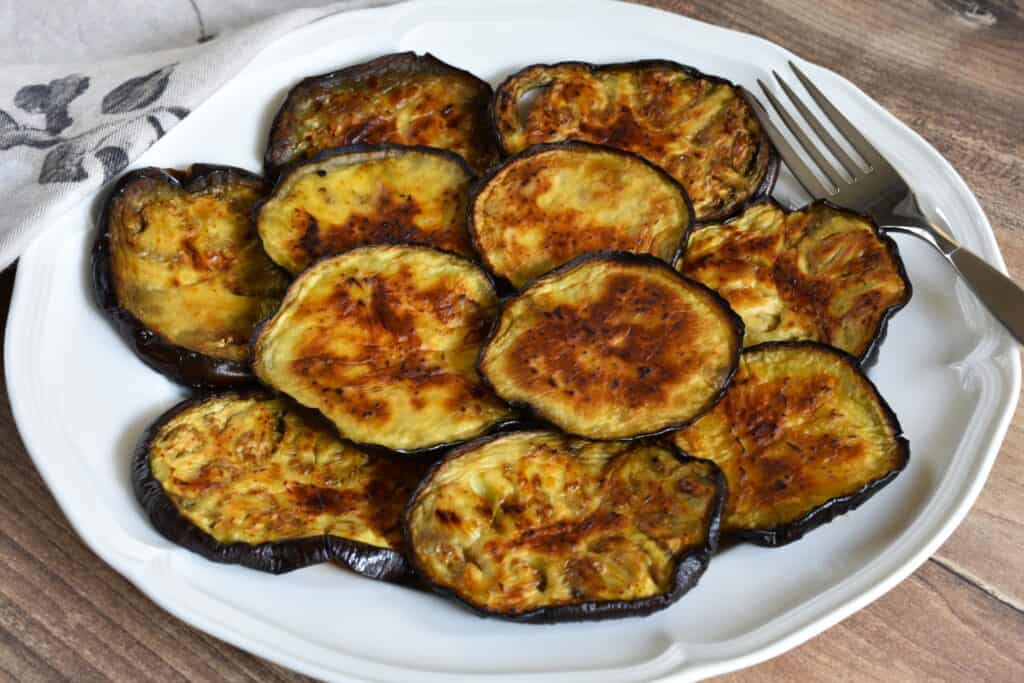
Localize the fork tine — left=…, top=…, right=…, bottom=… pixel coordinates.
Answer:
left=741, top=89, right=832, bottom=199
left=788, top=60, right=887, bottom=170
left=772, top=72, right=862, bottom=178
left=759, top=78, right=842, bottom=191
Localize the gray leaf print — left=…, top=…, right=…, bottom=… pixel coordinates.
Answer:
left=14, top=75, right=90, bottom=134
left=13, top=85, right=51, bottom=113
left=0, top=125, right=61, bottom=150
left=0, top=110, right=17, bottom=131
left=39, top=142, right=87, bottom=184
left=95, top=146, right=129, bottom=182
left=102, top=65, right=175, bottom=114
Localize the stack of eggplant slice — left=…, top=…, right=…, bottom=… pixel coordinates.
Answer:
left=94, top=51, right=912, bottom=623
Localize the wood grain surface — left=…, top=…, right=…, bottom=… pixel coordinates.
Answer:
left=1, top=0, right=1021, bottom=680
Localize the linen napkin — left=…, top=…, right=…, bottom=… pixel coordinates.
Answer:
left=0, top=0, right=399, bottom=271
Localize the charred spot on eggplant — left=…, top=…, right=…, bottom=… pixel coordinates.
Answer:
left=469, top=141, right=694, bottom=288
left=265, top=52, right=499, bottom=178
left=672, top=342, right=908, bottom=546
left=677, top=200, right=911, bottom=361
left=405, top=430, right=725, bottom=622
left=479, top=253, right=742, bottom=440
left=93, top=166, right=290, bottom=389
left=252, top=244, right=513, bottom=453
left=492, top=60, right=777, bottom=221
left=133, top=392, right=429, bottom=577
left=257, top=144, right=475, bottom=275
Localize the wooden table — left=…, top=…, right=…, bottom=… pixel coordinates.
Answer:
left=0, top=1, right=1020, bottom=680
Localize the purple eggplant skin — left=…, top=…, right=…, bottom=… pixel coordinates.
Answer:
left=252, top=142, right=479, bottom=272
left=92, top=165, right=287, bottom=390
left=264, top=51, right=500, bottom=179
left=675, top=341, right=910, bottom=548
left=489, top=59, right=779, bottom=223
left=735, top=466, right=906, bottom=547
left=465, top=140, right=697, bottom=290
left=812, top=201, right=913, bottom=369
left=246, top=240, right=522, bottom=457
left=727, top=341, right=910, bottom=547
left=676, top=197, right=912, bottom=368
left=131, top=391, right=413, bottom=578
left=402, top=432, right=728, bottom=623
left=475, top=251, right=745, bottom=443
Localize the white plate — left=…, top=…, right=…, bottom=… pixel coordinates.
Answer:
left=6, top=1, right=1020, bottom=680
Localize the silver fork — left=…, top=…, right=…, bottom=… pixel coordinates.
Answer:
left=743, top=61, right=1024, bottom=345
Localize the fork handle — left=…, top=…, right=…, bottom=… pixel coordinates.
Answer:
left=947, top=247, right=1024, bottom=345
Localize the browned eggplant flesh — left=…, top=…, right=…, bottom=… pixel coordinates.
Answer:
left=492, top=60, right=776, bottom=221
left=257, top=144, right=475, bottom=274
left=672, top=342, right=909, bottom=545
left=469, top=142, right=693, bottom=288
left=479, top=253, right=742, bottom=440
left=133, top=392, right=428, bottom=576
left=265, top=52, right=498, bottom=177
left=405, top=431, right=725, bottom=621
left=93, top=166, right=289, bottom=388
left=253, top=245, right=512, bottom=453
left=677, top=200, right=911, bottom=361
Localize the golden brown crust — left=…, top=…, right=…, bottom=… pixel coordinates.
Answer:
left=406, top=431, right=723, bottom=619
left=479, top=253, right=742, bottom=440
left=492, top=60, right=774, bottom=221
left=672, top=342, right=908, bottom=543
left=253, top=245, right=512, bottom=453
left=677, top=200, right=911, bottom=359
left=104, top=167, right=288, bottom=364
left=257, top=144, right=475, bottom=274
left=265, top=52, right=498, bottom=176
left=469, top=142, right=693, bottom=288
left=145, top=393, right=427, bottom=548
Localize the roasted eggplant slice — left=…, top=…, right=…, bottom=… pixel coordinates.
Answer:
left=133, top=392, right=428, bottom=577
left=252, top=245, right=512, bottom=453
left=93, top=166, right=289, bottom=388
left=265, top=52, right=498, bottom=177
left=256, top=144, right=475, bottom=275
left=672, top=342, right=908, bottom=546
left=677, top=200, right=911, bottom=361
left=405, top=431, right=725, bottom=622
left=479, top=253, right=742, bottom=440
left=492, top=60, right=777, bottom=221
left=468, top=142, right=693, bottom=288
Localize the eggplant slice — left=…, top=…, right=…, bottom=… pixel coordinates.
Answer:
left=479, top=253, right=742, bottom=440
left=257, top=144, right=475, bottom=275
left=93, top=166, right=289, bottom=389
left=253, top=245, right=512, bottom=453
left=134, top=392, right=429, bottom=577
left=677, top=200, right=911, bottom=362
left=672, top=342, right=909, bottom=546
left=492, top=60, right=776, bottom=221
left=469, top=141, right=694, bottom=288
left=265, top=52, right=498, bottom=178
left=405, top=431, right=725, bottom=622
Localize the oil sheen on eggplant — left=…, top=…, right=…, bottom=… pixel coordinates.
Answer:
left=469, top=142, right=693, bottom=288
left=252, top=245, right=512, bottom=453
left=257, top=144, right=475, bottom=275
left=134, top=392, right=428, bottom=577
left=265, top=52, right=498, bottom=177
left=479, top=253, right=742, bottom=440
left=95, top=166, right=289, bottom=387
left=672, top=342, right=909, bottom=546
left=492, top=60, right=775, bottom=221
left=405, top=431, right=725, bottom=621
left=677, top=200, right=911, bottom=361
